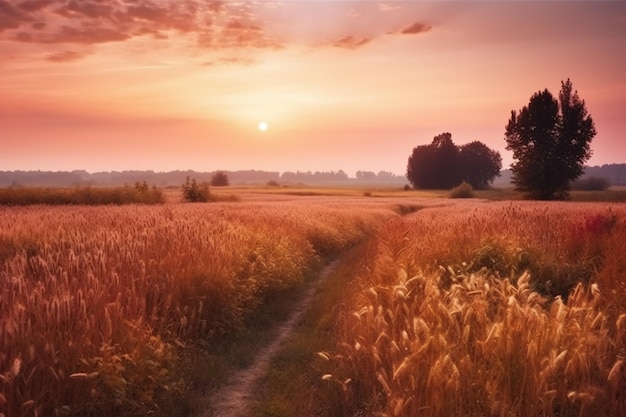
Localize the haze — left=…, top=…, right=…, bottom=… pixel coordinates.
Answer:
left=1, top=0, right=625, bottom=175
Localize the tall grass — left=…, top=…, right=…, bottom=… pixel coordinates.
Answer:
left=320, top=202, right=626, bottom=417
left=0, top=183, right=165, bottom=205
left=0, top=201, right=396, bottom=417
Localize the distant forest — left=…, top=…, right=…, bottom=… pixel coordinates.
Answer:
left=492, top=164, right=626, bottom=187
left=0, top=169, right=406, bottom=187
left=1, top=164, right=624, bottom=187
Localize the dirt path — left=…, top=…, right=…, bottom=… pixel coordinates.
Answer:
left=200, top=259, right=340, bottom=417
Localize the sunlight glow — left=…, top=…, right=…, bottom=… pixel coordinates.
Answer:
left=258, top=121, right=268, bottom=132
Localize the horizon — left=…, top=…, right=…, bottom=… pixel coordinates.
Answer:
left=2, top=1, right=625, bottom=175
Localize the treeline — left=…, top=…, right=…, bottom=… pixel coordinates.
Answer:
left=0, top=169, right=406, bottom=187
left=493, top=164, right=626, bottom=187
left=581, top=164, right=626, bottom=186
left=0, top=170, right=279, bottom=187
left=2, top=165, right=622, bottom=188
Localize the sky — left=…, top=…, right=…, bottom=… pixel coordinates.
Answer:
left=1, top=0, right=625, bottom=176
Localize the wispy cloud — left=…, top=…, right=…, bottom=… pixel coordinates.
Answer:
left=400, top=22, right=432, bottom=35
left=44, top=49, right=85, bottom=62
left=2, top=0, right=432, bottom=63
left=378, top=3, right=401, bottom=12
left=333, top=35, right=371, bottom=50
left=202, top=56, right=256, bottom=66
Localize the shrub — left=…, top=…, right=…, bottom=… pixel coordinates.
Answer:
left=403, top=184, right=411, bottom=191
left=450, top=181, right=474, bottom=198
left=0, top=184, right=164, bottom=205
left=181, top=176, right=210, bottom=202
left=267, top=180, right=280, bottom=187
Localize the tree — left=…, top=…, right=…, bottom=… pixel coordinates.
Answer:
left=459, top=141, right=502, bottom=189
left=407, top=132, right=459, bottom=189
left=210, top=171, right=230, bottom=186
left=430, top=132, right=460, bottom=188
left=407, top=133, right=500, bottom=189
left=504, top=79, right=596, bottom=199
left=406, top=142, right=437, bottom=189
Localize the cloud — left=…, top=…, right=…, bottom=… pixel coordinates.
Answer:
left=0, top=0, right=33, bottom=31
left=63, top=1, right=114, bottom=20
left=333, top=36, right=371, bottom=50
left=378, top=3, right=401, bottom=12
left=16, top=0, right=53, bottom=13
left=44, top=50, right=86, bottom=62
left=214, top=56, right=255, bottom=66
left=400, top=22, right=432, bottom=35
left=2, top=0, right=429, bottom=62
left=1, top=0, right=280, bottom=51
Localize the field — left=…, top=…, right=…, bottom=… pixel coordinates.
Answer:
left=1, top=189, right=625, bottom=417
left=309, top=201, right=626, bottom=417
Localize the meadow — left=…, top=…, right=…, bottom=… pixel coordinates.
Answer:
left=1, top=189, right=625, bottom=417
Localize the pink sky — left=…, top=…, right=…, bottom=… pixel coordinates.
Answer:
left=1, top=1, right=625, bottom=176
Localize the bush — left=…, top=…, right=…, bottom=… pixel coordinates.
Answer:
left=403, top=184, right=411, bottom=191
left=571, top=176, right=611, bottom=191
left=267, top=180, right=280, bottom=187
left=182, top=176, right=211, bottom=202
left=450, top=181, right=474, bottom=198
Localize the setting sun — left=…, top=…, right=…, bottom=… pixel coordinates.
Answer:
left=258, top=121, right=268, bottom=132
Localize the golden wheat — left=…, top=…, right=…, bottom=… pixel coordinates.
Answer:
left=324, top=201, right=626, bottom=417
left=0, top=199, right=399, bottom=417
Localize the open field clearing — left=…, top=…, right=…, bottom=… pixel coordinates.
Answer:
left=205, top=185, right=626, bottom=203
left=0, top=197, right=439, bottom=417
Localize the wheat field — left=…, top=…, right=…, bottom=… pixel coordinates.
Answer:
left=0, top=198, right=406, bottom=417
left=2, top=197, right=625, bottom=417
left=319, top=202, right=626, bottom=417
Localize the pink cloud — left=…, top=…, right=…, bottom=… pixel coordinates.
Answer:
left=400, top=22, right=432, bottom=35
left=333, top=35, right=371, bottom=50
left=44, top=49, right=86, bottom=62
left=2, top=0, right=283, bottom=52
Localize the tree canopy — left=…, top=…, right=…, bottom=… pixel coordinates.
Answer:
left=406, top=133, right=501, bottom=189
left=504, top=79, right=596, bottom=199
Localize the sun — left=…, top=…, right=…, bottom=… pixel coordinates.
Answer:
left=258, top=121, right=268, bottom=132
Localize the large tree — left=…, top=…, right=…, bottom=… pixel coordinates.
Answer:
left=407, top=133, right=458, bottom=189
left=504, top=79, right=596, bottom=199
left=459, top=141, right=502, bottom=189
left=407, top=133, right=501, bottom=189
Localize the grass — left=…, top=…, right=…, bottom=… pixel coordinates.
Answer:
left=252, top=243, right=374, bottom=417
